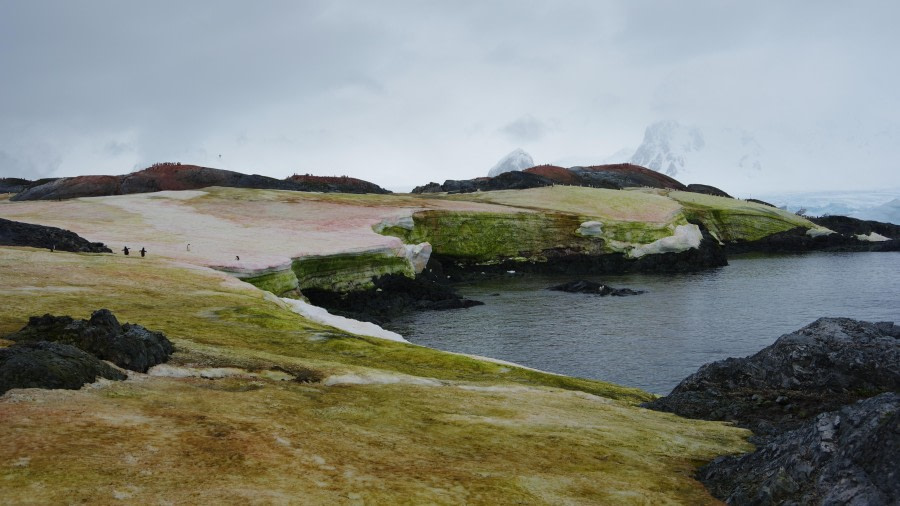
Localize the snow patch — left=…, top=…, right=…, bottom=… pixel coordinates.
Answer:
left=576, top=221, right=604, bottom=237
left=373, top=214, right=415, bottom=233
left=147, top=364, right=295, bottom=381
left=144, top=190, right=207, bottom=200
left=856, top=232, right=890, bottom=242
left=403, top=242, right=432, bottom=273
left=322, top=371, right=441, bottom=386
left=628, top=224, right=702, bottom=258
left=280, top=298, right=408, bottom=343
left=806, top=227, right=834, bottom=238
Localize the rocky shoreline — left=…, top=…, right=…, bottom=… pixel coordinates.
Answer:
left=645, top=318, right=900, bottom=504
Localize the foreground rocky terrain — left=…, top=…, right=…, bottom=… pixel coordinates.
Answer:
left=647, top=318, right=900, bottom=504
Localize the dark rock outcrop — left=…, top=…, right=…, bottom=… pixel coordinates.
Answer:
left=0, top=177, right=58, bottom=194
left=726, top=226, right=900, bottom=254
left=0, top=218, right=112, bottom=253
left=413, top=171, right=553, bottom=194
left=685, top=184, right=732, bottom=198
left=745, top=198, right=777, bottom=208
left=809, top=215, right=900, bottom=239
left=11, top=163, right=390, bottom=201
left=547, top=280, right=644, bottom=296
left=0, top=341, right=127, bottom=394
left=284, top=174, right=391, bottom=194
left=645, top=318, right=900, bottom=435
left=6, top=309, right=175, bottom=373
left=303, top=273, right=483, bottom=325
left=699, top=393, right=899, bottom=505
left=411, top=162, right=687, bottom=193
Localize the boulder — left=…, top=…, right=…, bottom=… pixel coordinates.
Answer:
left=645, top=318, right=900, bottom=435
left=699, top=393, right=899, bottom=505
left=547, top=280, right=643, bottom=296
left=6, top=309, right=175, bottom=373
left=0, top=341, right=126, bottom=394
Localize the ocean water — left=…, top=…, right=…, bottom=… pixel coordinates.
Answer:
left=387, top=252, right=900, bottom=395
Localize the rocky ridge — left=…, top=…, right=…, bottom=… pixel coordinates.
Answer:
left=0, top=341, right=127, bottom=394
left=10, top=163, right=389, bottom=201
left=0, top=217, right=112, bottom=253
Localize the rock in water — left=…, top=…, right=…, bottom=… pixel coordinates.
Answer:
left=547, top=280, right=644, bottom=296
left=6, top=309, right=175, bottom=373
left=645, top=318, right=900, bottom=435
left=699, top=393, right=899, bottom=505
left=0, top=341, right=127, bottom=394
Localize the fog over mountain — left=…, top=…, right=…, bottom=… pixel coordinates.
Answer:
left=1, top=1, right=897, bottom=195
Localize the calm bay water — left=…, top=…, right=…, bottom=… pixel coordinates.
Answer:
left=387, top=252, right=900, bottom=394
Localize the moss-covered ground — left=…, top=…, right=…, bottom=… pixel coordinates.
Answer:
left=0, top=247, right=751, bottom=503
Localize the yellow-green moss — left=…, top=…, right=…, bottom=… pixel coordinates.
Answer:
left=237, top=268, right=299, bottom=296
left=669, top=191, right=822, bottom=242
left=292, top=250, right=415, bottom=291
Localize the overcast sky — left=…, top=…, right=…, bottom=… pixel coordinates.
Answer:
left=1, top=1, right=898, bottom=192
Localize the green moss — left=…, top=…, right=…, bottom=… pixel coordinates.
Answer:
left=670, top=191, right=821, bottom=242
left=292, top=250, right=415, bottom=291
left=238, top=269, right=299, bottom=296
left=382, top=210, right=603, bottom=263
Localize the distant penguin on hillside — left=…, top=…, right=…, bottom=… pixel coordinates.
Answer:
left=123, top=246, right=130, bottom=256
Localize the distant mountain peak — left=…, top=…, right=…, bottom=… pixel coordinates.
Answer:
left=487, top=148, right=534, bottom=177
left=628, top=121, right=764, bottom=186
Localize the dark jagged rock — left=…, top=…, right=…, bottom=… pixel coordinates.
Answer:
left=303, top=273, right=483, bottom=325
left=645, top=318, right=900, bottom=435
left=699, top=393, right=899, bottom=505
left=0, top=341, right=127, bottom=394
left=6, top=309, right=175, bottom=373
left=411, top=182, right=444, bottom=194
left=726, top=226, right=900, bottom=254
left=810, top=215, right=900, bottom=239
left=685, top=183, right=732, bottom=198
left=11, top=163, right=389, bottom=201
left=0, top=217, right=112, bottom=253
left=547, top=280, right=644, bottom=296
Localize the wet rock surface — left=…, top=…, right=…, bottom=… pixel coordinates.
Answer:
left=547, top=280, right=644, bottom=296
left=0, top=218, right=112, bottom=253
left=6, top=309, right=175, bottom=373
left=699, top=393, right=899, bottom=506
left=0, top=341, right=126, bottom=394
left=303, top=273, right=484, bottom=325
left=645, top=318, right=900, bottom=435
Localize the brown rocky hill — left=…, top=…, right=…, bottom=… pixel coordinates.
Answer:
left=10, top=164, right=388, bottom=201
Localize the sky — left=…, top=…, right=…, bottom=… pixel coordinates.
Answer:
left=1, top=0, right=898, bottom=193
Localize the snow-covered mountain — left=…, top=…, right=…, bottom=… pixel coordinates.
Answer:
left=756, top=190, right=900, bottom=225
left=629, top=120, right=764, bottom=187
left=487, top=148, right=534, bottom=177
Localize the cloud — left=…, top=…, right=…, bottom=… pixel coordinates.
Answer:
left=500, top=115, right=551, bottom=143
left=0, top=1, right=897, bottom=192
